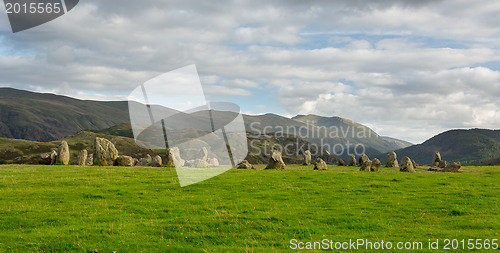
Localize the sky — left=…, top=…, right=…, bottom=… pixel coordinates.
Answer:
left=1, top=0, right=500, bottom=144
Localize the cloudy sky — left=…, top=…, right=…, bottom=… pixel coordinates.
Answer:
left=1, top=0, right=500, bottom=143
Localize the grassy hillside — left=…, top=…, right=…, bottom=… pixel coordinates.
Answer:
left=0, top=88, right=130, bottom=142
left=0, top=131, right=155, bottom=164
left=0, top=164, right=498, bottom=252
left=383, top=129, right=500, bottom=166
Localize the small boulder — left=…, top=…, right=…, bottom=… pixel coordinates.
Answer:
left=116, top=155, right=134, bottom=166
left=77, top=149, right=88, bottom=166
left=39, top=150, right=57, bottom=165
left=400, top=156, right=416, bottom=173
left=93, top=137, right=119, bottom=166
left=137, top=154, right=152, bottom=166
left=151, top=155, right=162, bottom=167
left=337, top=159, right=346, bottom=166
left=347, top=155, right=357, bottom=166
left=55, top=141, right=70, bottom=165
left=207, top=157, right=219, bottom=166
left=265, top=150, right=286, bottom=170
left=360, top=160, right=372, bottom=171
left=429, top=161, right=461, bottom=172
left=386, top=152, right=399, bottom=167
left=370, top=158, right=381, bottom=172
left=194, top=159, right=209, bottom=168
left=237, top=160, right=253, bottom=169
left=313, top=158, right=327, bottom=170
left=303, top=150, right=312, bottom=165
left=438, top=160, right=447, bottom=168
left=358, top=153, right=370, bottom=165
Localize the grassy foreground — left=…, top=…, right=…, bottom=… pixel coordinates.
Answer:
left=0, top=165, right=498, bottom=252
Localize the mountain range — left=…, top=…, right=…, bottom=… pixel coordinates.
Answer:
left=2, top=87, right=500, bottom=165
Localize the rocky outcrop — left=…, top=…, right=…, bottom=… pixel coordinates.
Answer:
left=55, top=141, right=70, bottom=165
left=303, top=150, right=312, bottom=165
left=400, top=156, right=416, bottom=173
left=386, top=152, right=399, bottom=167
left=77, top=149, right=88, bottom=166
left=265, top=150, right=286, bottom=170
left=116, top=155, right=134, bottom=166
left=313, top=158, right=327, bottom=170
left=93, top=137, right=119, bottom=166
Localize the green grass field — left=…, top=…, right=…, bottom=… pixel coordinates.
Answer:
left=0, top=165, right=499, bottom=252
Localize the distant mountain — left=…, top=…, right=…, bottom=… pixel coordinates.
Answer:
left=0, top=88, right=130, bottom=142
left=382, top=129, right=500, bottom=166
left=0, top=88, right=412, bottom=158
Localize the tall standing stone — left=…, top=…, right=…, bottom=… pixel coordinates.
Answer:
left=348, top=155, right=357, bottom=166
left=432, top=152, right=442, bottom=167
left=200, top=147, right=208, bottom=162
left=164, top=149, right=176, bottom=167
left=77, top=149, right=88, bottom=166
left=86, top=154, right=93, bottom=166
left=386, top=152, right=399, bottom=167
left=56, top=141, right=70, bottom=165
left=400, top=156, right=416, bottom=173
left=265, top=150, right=286, bottom=170
left=93, top=137, right=119, bottom=166
left=303, top=150, right=312, bottom=165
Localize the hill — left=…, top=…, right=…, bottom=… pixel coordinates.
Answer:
left=383, top=129, right=500, bottom=166
left=0, top=88, right=412, bottom=158
left=0, top=88, right=130, bottom=142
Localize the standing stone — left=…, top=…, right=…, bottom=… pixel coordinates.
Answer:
left=208, top=158, right=219, bottom=166
left=313, top=158, right=328, bottom=170
left=86, top=154, right=93, bottom=166
left=400, top=156, right=416, bottom=173
left=371, top=158, right=381, bottom=172
left=303, top=150, right=312, bottom=165
left=56, top=141, right=70, bottom=165
left=93, top=137, right=119, bottom=166
left=348, top=155, right=357, bottom=166
left=265, top=150, right=286, bottom=170
left=386, top=152, right=399, bottom=167
left=164, top=149, right=176, bottom=167
left=360, top=160, right=372, bottom=171
left=39, top=150, right=57, bottom=165
left=200, top=147, right=208, bottom=162
left=116, top=155, right=134, bottom=166
left=171, top=147, right=185, bottom=166
left=77, top=149, right=88, bottom=166
left=358, top=153, right=370, bottom=165
left=137, top=154, right=152, bottom=166
left=337, top=159, right=346, bottom=166
left=432, top=152, right=442, bottom=167
left=237, top=160, right=253, bottom=169
left=151, top=155, right=162, bottom=167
